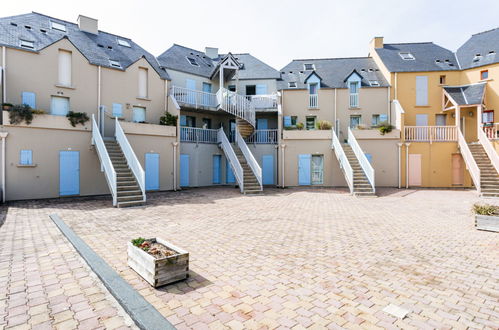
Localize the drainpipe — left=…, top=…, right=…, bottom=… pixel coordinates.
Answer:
left=0, top=132, right=7, bottom=202
left=281, top=144, right=286, bottom=188
left=397, top=143, right=403, bottom=189
left=172, top=142, right=178, bottom=191
left=2, top=46, right=6, bottom=105
left=394, top=72, right=398, bottom=100
left=387, top=86, right=391, bottom=124
left=164, top=79, right=168, bottom=113
left=405, top=142, right=410, bottom=189
left=334, top=88, right=338, bottom=136
left=97, top=66, right=102, bottom=132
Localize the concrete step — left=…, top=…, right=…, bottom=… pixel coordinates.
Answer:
left=117, top=200, right=144, bottom=208
left=117, top=185, right=139, bottom=191
left=117, top=180, right=138, bottom=186
left=118, top=195, right=143, bottom=202
left=117, top=190, right=142, bottom=197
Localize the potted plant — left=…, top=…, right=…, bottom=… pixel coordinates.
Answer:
left=296, top=122, right=304, bottom=130
left=9, top=104, right=34, bottom=125
left=316, top=120, right=332, bottom=130
left=378, top=122, right=394, bottom=135
left=128, top=237, right=189, bottom=287
left=472, top=204, right=499, bottom=232
left=66, top=111, right=89, bottom=127
left=2, top=103, right=13, bottom=111
left=159, top=112, right=178, bottom=126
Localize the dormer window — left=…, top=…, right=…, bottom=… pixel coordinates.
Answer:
left=117, top=39, right=131, bottom=47
left=19, top=39, right=34, bottom=49
left=109, top=60, right=122, bottom=68
left=288, top=82, right=297, bottom=88
left=186, top=57, right=199, bottom=66
left=50, top=21, right=66, bottom=32
left=303, top=63, right=315, bottom=70
left=399, top=52, right=415, bottom=60
left=369, top=80, right=380, bottom=87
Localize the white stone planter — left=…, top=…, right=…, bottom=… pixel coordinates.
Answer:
left=127, top=238, right=189, bottom=287
left=475, top=215, right=499, bottom=232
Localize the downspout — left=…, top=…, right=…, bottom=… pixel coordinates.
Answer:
left=164, top=79, right=168, bottom=113
left=334, top=88, right=338, bottom=136
left=172, top=142, right=178, bottom=191
left=0, top=132, right=7, bottom=202
left=97, top=66, right=102, bottom=132
left=397, top=143, right=403, bottom=189
left=281, top=144, right=286, bottom=188
left=405, top=142, right=410, bottom=189
left=394, top=73, right=398, bottom=100
left=2, top=46, right=6, bottom=104
left=387, top=86, right=391, bottom=124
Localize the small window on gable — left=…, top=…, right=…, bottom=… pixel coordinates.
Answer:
left=50, top=21, right=66, bottom=32
left=399, top=52, right=415, bottom=60
left=186, top=57, right=199, bottom=66
left=369, top=80, right=380, bottom=87
left=109, top=60, right=122, bottom=68
left=117, top=39, right=131, bottom=47
left=288, top=82, right=297, bottom=88
left=439, top=75, right=446, bottom=85
left=303, top=63, right=315, bottom=70
left=481, top=70, right=489, bottom=80
left=19, top=39, right=34, bottom=49
left=19, top=150, right=33, bottom=165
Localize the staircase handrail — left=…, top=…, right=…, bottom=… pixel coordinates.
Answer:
left=217, top=87, right=255, bottom=127
left=91, top=114, right=117, bottom=205
left=115, top=118, right=146, bottom=202
left=218, top=128, right=244, bottom=192
left=235, top=127, right=262, bottom=189
left=331, top=128, right=354, bottom=193
left=348, top=127, right=375, bottom=193
left=458, top=129, right=481, bottom=193
left=478, top=127, right=499, bottom=175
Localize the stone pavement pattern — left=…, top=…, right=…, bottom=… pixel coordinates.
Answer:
left=1, top=187, right=498, bottom=329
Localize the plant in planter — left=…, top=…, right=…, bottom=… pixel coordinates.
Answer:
left=296, top=122, right=304, bottom=130
left=472, top=203, right=499, bottom=232
left=378, top=121, right=394, bottom=135
left=9, top=104, right=34, bottom=125
left=316, top=120, right=332, bottom=130
left=66, top=111, right=89, bottom=127
left=159, top=112, right=178, bottom=126
left=2, top=103, right=13, bottom=111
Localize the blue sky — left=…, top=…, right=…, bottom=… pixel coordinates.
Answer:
left=4, top=0, right=499, bottom=69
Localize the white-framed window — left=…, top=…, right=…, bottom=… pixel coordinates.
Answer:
left=288, top=82, right=297, bottom=88
left=309, top=83, right=318, bottom=95
left=349, top=81, right=360, bottom=108
left=306, top=116, right=316, bottom=130
left=399, top=52, right=415, bottom=60
left=109, top=60, right=122, bottom=68
left=19, top=150, right=33, bottom=165
left=50, top=21, right=66, bottom=32
left=19, top=39, right=34, bottom=49
left=138, top=67, right=148, bottom=98
left=51, top=96, right=70, bottom=116
left=58, top=50, right=72, bottom=86
left=117, top=39, right=131, bottom=47
left=369, top=80, right=380, bottom=86
left=186, top=57, right=199, bottom=66
left=372, top=114, right=381, bottom=126
left=311, top=155, right=324, bottom=185
left=350, top=115, right=361, bottom=128
left=303, top=63, right=315, bottom=70
left=132, top=107, right=146, bottom=123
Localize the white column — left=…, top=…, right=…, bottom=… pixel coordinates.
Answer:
left=477, top=105, right=483, bottom=135
left=397, top=143, right=403, bottom=189
left=405, top=142, right=410, bottom=189
left=281, top=144, right=286, bottom=188
left=172, top=142, right=178, bottom=191
left=0, top=132, right=8, bottom=202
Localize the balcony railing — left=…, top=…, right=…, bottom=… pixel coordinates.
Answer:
left=171, top=86, right=218, bottom=108
left=180, top=127, right=218, bottom=143
left=405, top=126, right=457, bottom=142
left=350, top=93, right=359, bottom=108
left=483, top=124, right=499, bottom=139
left=309, top=94, right=318, bottom=109
left=247, top=94, right=278, bottom=110
left=217, top=88, right=255, bottom=127
left=245, top=129, right=278, bottom=144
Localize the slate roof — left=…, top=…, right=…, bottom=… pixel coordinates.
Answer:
left=0, top=12, right=169, bottom=79
left=277, top=57, right=389, bottom=90
left=374, top=42, right=459, bottom=72
left=157, top=44, right=281, bottom=80
left=457, top=28, right=499, bottom=70
left=443, top=83, right=486, bottom=106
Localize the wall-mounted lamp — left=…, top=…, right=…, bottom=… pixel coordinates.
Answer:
left=469, top=111, right=474, bottom=117
left=451, top=113, right=456, bottom=118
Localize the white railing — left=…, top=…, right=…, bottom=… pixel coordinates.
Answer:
left=392, top=99, right=405, bottom=130
left=483, top=124, right=499, bottom=139
left=91, top=115, right=117, bottom=206
left=180, top=127, right=218, bottom=144
left=115, top=118, right=146, bottom=202
left=458, top=129, right=481, bottom=193
left=218, top=128, right=244, bottom=192
left=309, top=94, right=319, bottom=109
left=405, top=126, right=457, bottom=142
left=217, top=88, right=255, bottom=127
left=248, top=94, right=278, bottom=109
left=171, top=86, right=218, bottom=108
left=348, top=127, right=375, bottom=193
left=236, top=128, right=262, bottom=190
left=332, top=128, right=353, bottom=193
left=350, top=93, right=359, bottom=108
left=245, top=129, right=278, bottom=144
left=478, top=127, right=499, bottom=175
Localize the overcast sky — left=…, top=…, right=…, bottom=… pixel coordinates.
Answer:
left=3, top=0, right=499, bottom=69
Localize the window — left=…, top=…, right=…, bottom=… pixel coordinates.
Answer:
left=21, top=92, right=36, bottom=108
left=19, top=150, right=33, bottom=165
left=311, top=155, right=324, bottom=185
left=306, top=116, right=316, bottom=130
left=369, top=80, right=380, bottom=87
left=245, top=85, right=256, bottom=96
left=117, top=39, right=131, bottom=47
left=51, top=96, right=70, bottom=116
left=483, top=110, right=494, bottom=124
left=50, top=21, right=66, bottom=32
left=186, top=116, right=196, bottom=127
left=481, top=70, right=489, bottom=80
left=349, top=81, right=359, bottom=108
left=436, top=114, right=446, bottom=126
left=288, top=82, right=297, bottom=88
left=256, top=84, right=267, bottom=95
left=372, top=114, right=380, bottom=126
left=283, top=116, right=297, bottom=127
left=415, top=114, right=428, bottom=126
left=202, top=118, right=212, bottom=129
left=132, top=107, right=146, bottom=123
left=138, top=67, right=148, bottom=98
left=228, top=85, right=236, bottom=92
left=109, top=60, right=121, bottom=68
left=350, top=115, right=361, bottom=128
left=58, top=50, right=72, bottom=86
left=399, top=52, right=415, bottom=60
left=309, top=83, right=318, bottom=95
left=415, top=76, right=428, bottom=106
left=186, top=57, right=199, bottom=66
left=291, top=116, right=297, bottom=126
left=19, top=39, right=34, bottom=49
left=439, top=75, right=446, bottom=85
left=303, top=63, right=315, bottom=70
left=112, top=103, right=123, bottom=117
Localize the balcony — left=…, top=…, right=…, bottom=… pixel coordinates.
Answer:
left=309, top=94, right=318, bottom=109
left=180, top=127, right=218, bottom=143
left=282, top=129, right=332, bottom=140
left=247, top=95, right=278, bottom=110
left=349, top=93, right=359, bottom=108
left=483, top=124, right=499, bottom=140
left=171, top=86, right=218, bottom=109
left=404, top=126, right=457, bottom=142
left=245, top=129, right=278, bottom=144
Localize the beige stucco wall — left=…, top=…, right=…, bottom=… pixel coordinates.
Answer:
left=461, top=63, right=499, bottom=113
left=230, top=79, right=278, bottom=95
left=166, top=69, right=220, bottom=92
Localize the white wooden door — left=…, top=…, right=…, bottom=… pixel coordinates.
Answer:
left=408, top=154, right=422, bottom=186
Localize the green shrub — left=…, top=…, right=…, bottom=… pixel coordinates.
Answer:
left=316, top=120, right=332, bottom=130
left=160, top=112, right=178, bottom=126
left=9, top=104, right=34, bottom=125
left=66, top=111, right=89, bottom=127
left=472, top=203, right=499, bottom=216
left=296, top=122, right=304, bottom=130
left=378, top=121, right=394, bottom=135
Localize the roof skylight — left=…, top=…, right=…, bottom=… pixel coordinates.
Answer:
left=303, top=63, right=315, bottom=70
left=50, top=21, right=66, bottom=32
left=186, top=57, right=199, bottom=66
left=369, top=80, right=380, bottom=86
left=117, top=39, right=131, bottom=47
left=288, top=82, right=297, bottom=88
left=19, top=39, right=34, bottom=49
left=109, top=60, right=122, bottom=68
left=399, top=52, right=415, bottom=60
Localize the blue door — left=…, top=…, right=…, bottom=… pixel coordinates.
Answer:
left=298, top=154, right=311, bottom=185
left=213, top=155, right=221, bottom=184
left=59, top=151, right=80, bottom=196
left=226, top=160, right=235, bottom=184
left=257, top=118, right=268, bottom=143
left=186, top=79, right=196, bottom=104
left=202, top=83, right=212, bottom=106
left=262, top=154, right=274, bottom=185
left=180, top=154, right=189, bottom=187
left=145, top=153, right=160, bottom=191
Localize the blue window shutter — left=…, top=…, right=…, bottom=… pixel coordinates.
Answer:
left=21, top=92, right=36, bottom=108
left=112, top=103, right=123, bottom=117
left=20, top=150, right=33, bottom=165
left=180, top=115, right=187, bottom=126
left=365, top=153, right=373, bottom=164
left=379, top=114, right=388, bottom=122
left=416, top=76, right=428, bottom=106
left=256, top=84, right=267, bottom=95
left=298, top=154, right=311, bottom=185
left=284, top=116, right=291, bottom=127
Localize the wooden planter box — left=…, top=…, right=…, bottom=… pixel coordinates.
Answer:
left=127, top=238, right=189, bottom=287
left=475, top=215, right=499, bottom=232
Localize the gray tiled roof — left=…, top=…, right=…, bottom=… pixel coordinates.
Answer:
left=157, top=44, right=281, bottom=80
left=457, top=28, right=499, bottom=70
left=443, top=83, right=486, bottom=106
left=0, top=12, right=169, bottom=79
left=277, top=57, right=389, bottom=90
left=375, top=42, right=459, bottom=72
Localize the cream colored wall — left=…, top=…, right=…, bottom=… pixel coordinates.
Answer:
left=166, top=69, right=220, bottom=91
left=230, top=79, right=278, bottom=95
left=281, top=89, right=335, bottom=124
left=461, top=63, right=499, bottom=113
left=357, top=137, right=399, bottom=187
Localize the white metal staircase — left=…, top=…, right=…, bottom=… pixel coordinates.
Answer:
left=92, top=115, right=146, bottom=207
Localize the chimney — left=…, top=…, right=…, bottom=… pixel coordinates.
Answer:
left=205, top=47, right=219, bottom=59
left=370, top=37, right=384, bottom=50
left=77, top=15, right=98, bottom=35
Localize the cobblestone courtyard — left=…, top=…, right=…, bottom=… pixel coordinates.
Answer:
left=1, top=187, right=498, bottom=329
